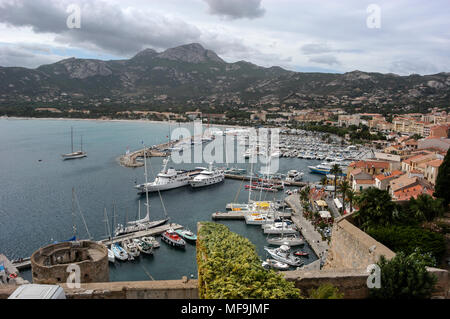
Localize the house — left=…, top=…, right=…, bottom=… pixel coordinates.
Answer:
left=393, top=184, right=434, bottom=202
left=424, top=159, right=443, bottom=185
left=374, top=170, right=404, bottom=191
left=347, top=160, right=390, bottom=176
left=352, top=178, right=375, bottom=193
left=418, top=137, right=450, bottom=152
left=389, top=174, right=419, bottom=196
left=401, top=152, right=437, bottom=173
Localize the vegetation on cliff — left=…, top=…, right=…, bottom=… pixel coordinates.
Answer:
left=197, top=222, right=302, bottom=299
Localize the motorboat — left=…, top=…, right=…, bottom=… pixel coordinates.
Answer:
left=294, top=250, right=309, bottom=257
left=174, top=229, right=197, bottom=242
left=133, top=238, right=153, bottom=255
left=161, top=229, right=186, bottom=248
left=263, top=222, right=298, bottom=234
left=262, top=259, right=290, bottom=270
left=111, top=243, right=128, bottom=261
left=141, top=236, right=160, bottom=248
left=264, top=245, right=303, bottom=267
left=122, top=239, right=140, bottom=258
left=107, top=249, right=115, bottom=263
left=266, top=233, right=305, bottom=246
left=189, top=163, right=224, bottom=188
left=285, top=170, right=304, bottom=182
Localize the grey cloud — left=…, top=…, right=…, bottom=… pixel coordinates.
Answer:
left=0, top=45, right=64, bottom=67
left=0, top=0, right=202, bottom=55
left=301, top=43, right=333, bottom=55
left=203, top=0, right=265, bottom=20
left=309, top=55, right=341, bottom=66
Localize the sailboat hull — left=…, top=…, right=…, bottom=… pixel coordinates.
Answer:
left=62, top=152, right=87, bottom=160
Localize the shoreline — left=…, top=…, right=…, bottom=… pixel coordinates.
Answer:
left=0, top=116, right=249, bottom=130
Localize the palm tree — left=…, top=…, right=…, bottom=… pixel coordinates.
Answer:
left=346, top=189, right=356, bottom=215
left=329, top=164, right=342, bottom=199
left=339, top=180, right=351, bottom=214
left=321, top=176, right=328, bottom=186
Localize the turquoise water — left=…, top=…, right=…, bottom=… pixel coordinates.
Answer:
left=0, top=118, right=321, bottom=282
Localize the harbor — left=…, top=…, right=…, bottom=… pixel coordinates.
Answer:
left=0, top=118, right=339, bottom=282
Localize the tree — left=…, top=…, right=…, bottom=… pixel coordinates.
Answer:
left=407, top=194, right=445, bottom=222
left=339, top=180, right=351, bottom=214
left=369, top=252, right=437, bottom=299
left=346, top=189, right=356, bottom=214
left=329, top=164, right=342, bottom=199
left=320, top=176, right=328, bottom=186
left=434, top=148, right=450, bottom=207
left=353, top=188, right=400, bottom=230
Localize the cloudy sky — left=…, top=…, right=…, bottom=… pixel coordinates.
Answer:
left=0, top=0, right=449, bottom=75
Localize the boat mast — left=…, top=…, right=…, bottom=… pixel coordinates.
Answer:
left=80, top=135, right=83, bottom=152
left=71, top=127, right=74, bottom=153
left=71, top=187, right=77, bottom=238
left=143, top=144, right=151, bottom=222
left=248, top=150, right=253, bottom=203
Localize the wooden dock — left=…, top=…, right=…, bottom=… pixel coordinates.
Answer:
left=224, top=174, right=307, bottom=187
left=100, top=223, right=183, bottom=246
left=211, top=211, right=292, bottom=220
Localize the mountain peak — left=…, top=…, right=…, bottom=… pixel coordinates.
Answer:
left=157, top=43, right=225, bottom=64
left=132, top=48, right=158, bottom=59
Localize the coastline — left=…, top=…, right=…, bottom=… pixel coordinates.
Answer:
left=0, top=116, right=249, bottom=130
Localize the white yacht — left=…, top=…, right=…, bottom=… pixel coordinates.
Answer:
left=189, top=163, right=224, bottom=188
left=285, top=170, right=304, bottom=182
left=264, top=245, right=303, bottom=267
left=263, top=222, right=298, bottom=234
left=62, top=127, right=87, bottom=160
left=135, top=156, right=201, bottom=193
left=267, top=233, right=304, bottom=246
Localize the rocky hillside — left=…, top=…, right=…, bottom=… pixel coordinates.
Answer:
left=0, top=43, right=449, bottom=111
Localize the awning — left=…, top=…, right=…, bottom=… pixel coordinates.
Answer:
left=334, top=198, right=343, bottom=209
left=316, top=200, right=328, bottom=207
left=319, top=211, right=332, bottom=218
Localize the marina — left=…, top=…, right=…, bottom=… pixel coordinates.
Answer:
left=0, top=118, right=341, bottom=282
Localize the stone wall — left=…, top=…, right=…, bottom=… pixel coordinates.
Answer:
left=61, top=279, right=199, bottom=299
left=324, top=213, right=396, bottom=270
left=283, top=269, right=370, bottom=299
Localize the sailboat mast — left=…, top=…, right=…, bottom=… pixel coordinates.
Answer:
left=144, top=144, right=150, bottom=221
left=81, top=135, right=83, bottom=152
left=71, top=187, right=76, bottom=238
left=248, top=151, right=253, bottom=203
left=71, top=127, right=74, bottom=153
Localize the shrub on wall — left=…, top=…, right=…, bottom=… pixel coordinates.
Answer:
left=370, top=252, right=437, bottom=299
left=197, top=222, right=302, bottom=299
left=367, top=225, right=446, bottom=263
left=308, top=283, right=344, bottom=299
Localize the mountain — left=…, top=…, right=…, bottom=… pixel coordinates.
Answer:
left=0, top=43, right=449, bottom=112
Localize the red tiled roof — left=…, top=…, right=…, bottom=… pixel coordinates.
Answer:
left=393, top=184, right=433, bottom=201
left=426, top=159, right=443, bottom=168
left=375, top=170, right=404, bottom=181
left=349, top=161, right=390, bottom=169
left=354, top=179, right=374, bottom=185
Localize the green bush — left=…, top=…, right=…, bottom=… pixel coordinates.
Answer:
left=367, top=225, right=446, bottom=263
left=309, top=284, right=344, bottom=299
left=197, top=222, right=302, bottom=299
left=370, top=252, right=437, bottom=299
